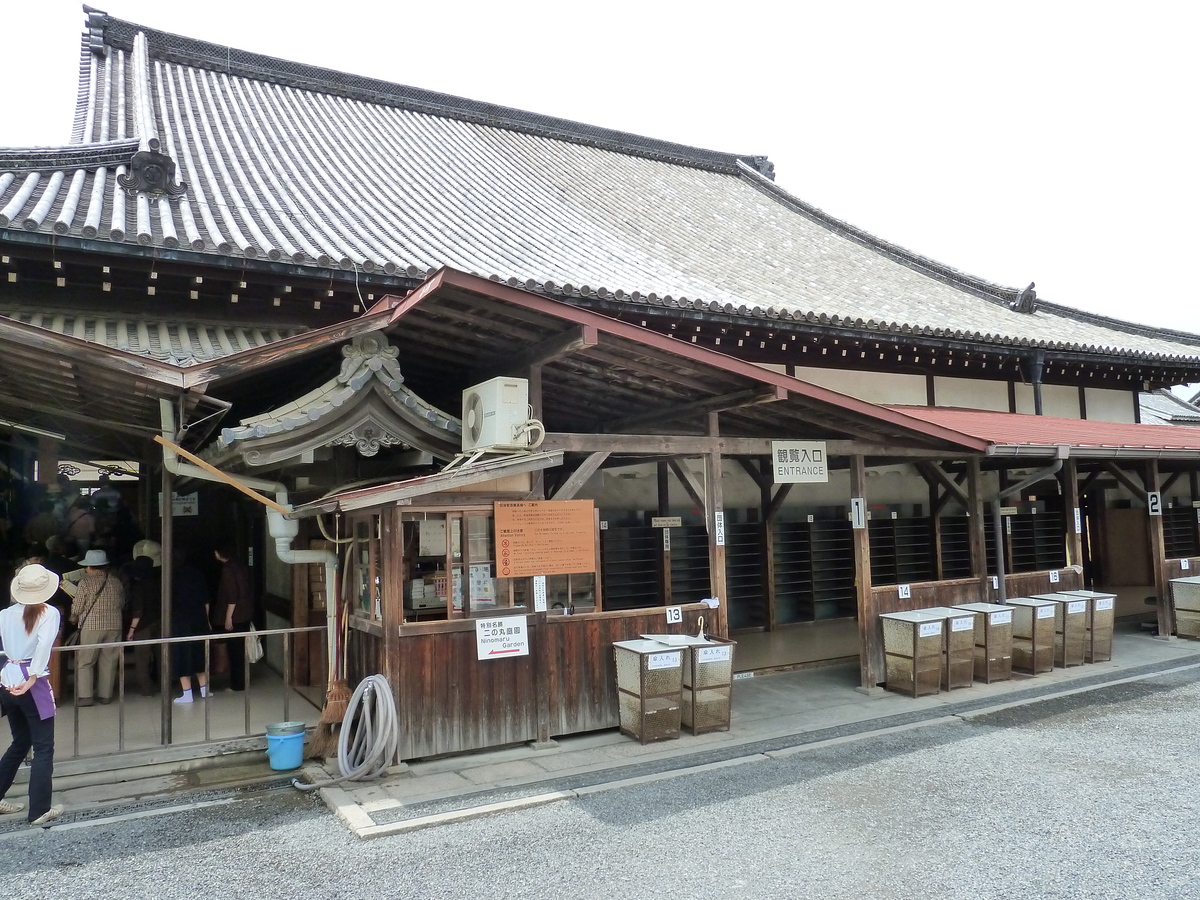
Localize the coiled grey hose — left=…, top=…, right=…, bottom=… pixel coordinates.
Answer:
left=293, top=674, right=399, bottom=791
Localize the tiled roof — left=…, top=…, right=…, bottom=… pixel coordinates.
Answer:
left=1139, top=390, right=1200, bottom=427
left=2, top=10, right=1200, bottom=364
left=0, top=307, right=302, bottom=365
left=891, top=406, right=1200, bottom=455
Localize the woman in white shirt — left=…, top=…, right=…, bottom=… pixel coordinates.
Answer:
left=0, top=564, right=63, bottom=826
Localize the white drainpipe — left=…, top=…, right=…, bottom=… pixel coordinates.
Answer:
left=159, top=400, right=340, bottom=677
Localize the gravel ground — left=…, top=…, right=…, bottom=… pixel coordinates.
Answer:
left=6, top=668, right=1200, bottom=900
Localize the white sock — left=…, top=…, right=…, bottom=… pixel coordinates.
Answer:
left=173, top=689, right=194, bottom=704
left=200, top=686, right=209, bottom=698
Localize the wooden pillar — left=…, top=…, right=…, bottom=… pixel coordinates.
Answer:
left=760, top=460, right=777, bottom=630
left=382, top=507, right=405, bottom=697
left=528, top=364, right=544, bottom=500
left=657, top=461, right=672, bottom=605
left=851, top=455, right=880, bottom=688
left=1191, top=471, right=1200, bottom=553
left=1145, top=460, right=1171, bottom=637
left=704, top=413, right=728, bottom=637
left=1062, top=458, right=1084, bottom=570
left=967, top=457, right=989, bottom=600
left=928, top=476, right=944, bottom=579
left=160, top=463, right=174, bottom=745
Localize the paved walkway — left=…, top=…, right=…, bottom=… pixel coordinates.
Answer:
left=308, top=623, right=1200, bottom=838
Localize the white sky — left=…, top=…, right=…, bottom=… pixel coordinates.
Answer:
left=3, top=1, right=1199, bottom=335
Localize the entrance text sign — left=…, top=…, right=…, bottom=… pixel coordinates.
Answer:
left=494, top=500, right=596, bottom=578
left=714, top=510, right=726, bottom=546
left=771, top=441, right=828, bottom=483
left=651, top=516, right=682, bottom=528
left=475, top=616, right=529, bottom=659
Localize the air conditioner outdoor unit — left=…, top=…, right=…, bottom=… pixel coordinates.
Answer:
left=462, top=377, right=531, bottom=452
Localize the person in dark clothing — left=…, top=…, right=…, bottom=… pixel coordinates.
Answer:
left=170, top=549, right=209, bottom=704
left=122, top=540, right=163, bottom=696
left=213, top=541, right=255, bottom=692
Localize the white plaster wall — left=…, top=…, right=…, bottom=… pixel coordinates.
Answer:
left=1085, top=387, right=1137, bottom=423
left=1015, top=383, right=1035, bottom=415
left=790, top=367, right=926, bottom=405
left=1042, top=384, right=1082, bottom=418
left=1014, top=383, right=1084, bottom=418
left=587, top=459, right=964, bottom=521
left=933, top=376, right=1008, bottom=411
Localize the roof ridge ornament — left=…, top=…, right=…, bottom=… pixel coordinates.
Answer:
left=85, top=6, right=108, bottom=57
left=1011, top=282, right=1038, bottom=314
left=117, top=144, right=188, bottom=197
left=338, top=332, right=404, bottom=391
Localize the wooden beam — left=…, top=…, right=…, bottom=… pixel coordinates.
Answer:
left=1102, top=461, right=1147, bottom=503
left=736, top=457, right=770, bottom=491
left=917, top=461, right=969, bottom=509
left=667, top=458, right=706, bottom=511
left=542, top=433, right=968, bottom=459
left=851, top=455, right=880, bottom=688
left=1160, top=470, right=1183, bottom=496
left=153, top=435, right=291, bottom=515
left=470, top=324, right=598, bottom=382
left=765, top=482, right=794, bottom=521
left=550, top=452, right=610, bottom=501
left=607, top=386, right=786, bottom=432
left=658, top=462, right=672, bottom=606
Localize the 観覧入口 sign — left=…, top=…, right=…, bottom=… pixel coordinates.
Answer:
left=771, top=441, right=828, bottom=484
left=475, top=616, right=529, bottom=660
left=494, top=500, right=596, bottom=578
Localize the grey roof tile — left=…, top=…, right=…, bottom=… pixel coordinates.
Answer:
left=1, top=11, right=1199, bottom=363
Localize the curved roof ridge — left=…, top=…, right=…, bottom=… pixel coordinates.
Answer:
left=0, top=140, right=139, bottom=171
left=736, top=160, right=1018, bottom=303
left=92, top=10, right=773, bottom=178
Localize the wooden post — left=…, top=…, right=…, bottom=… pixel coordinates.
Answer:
left=929, top=475, right=944, bottom=579
left=851, top=455, right=880, bottom=688
left=657, top=461, right=672, bottom=605
left=382, top=507, right=405, bottom=701
left=529, top=364, right=544, bottom=500
left=1191, top=471, right=1200, bottom=553
left=160, top=463, right=174, bottom=745
left=760, top=460, right=778, bottom=630
left=1145, top=460, right=1171, bottom=637
left=967, top=457, right=989, bottom=600
left=1062, top=458, right=1084, bottom=570
left=704, top=413, right=728, bottom=637
left=532, top=610, right=552, bottom=746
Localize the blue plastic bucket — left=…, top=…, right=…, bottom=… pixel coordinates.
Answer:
left=266, top=731, right=305, bottom=770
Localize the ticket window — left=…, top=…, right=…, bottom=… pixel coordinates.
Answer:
left=401, top=509, right=508, bottom=621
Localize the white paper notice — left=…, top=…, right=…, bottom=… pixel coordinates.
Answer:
left=918, top=622, right=942, bottom=638
left=1067, top=601, right=1087, bottom=615
left=1095, top=598, right=1114, bottom=611
left=951, top=616, right=973, bottom=632
left=990, top=610, right=1013, bottom=626
left=647, top=651, right=682, bottom=670
left=1037, top=606, right=1056, bottom=619
left=697, top=645, right=732, bottom=663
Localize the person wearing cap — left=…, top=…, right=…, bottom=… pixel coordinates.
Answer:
left=123, top=540, right=163, bottom=696
left=0, top=564, right=64, bottom=826
left=67, top=549, right=125, bottom=707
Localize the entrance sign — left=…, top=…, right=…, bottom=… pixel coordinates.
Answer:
left=771, top=441, right=828, bottom=483
left=1073, top=508, right=1082, bottom=534
left=476, top=616, right=529, bottom=659
left=714, top=510, right=726, bottom=546
left=494, top=500, right=596, bottom=578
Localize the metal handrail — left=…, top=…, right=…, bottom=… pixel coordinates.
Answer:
left=52, top=625, right=327, bottom=758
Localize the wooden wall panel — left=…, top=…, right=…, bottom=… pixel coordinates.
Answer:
left=871, top=570, right=1085, bottom=617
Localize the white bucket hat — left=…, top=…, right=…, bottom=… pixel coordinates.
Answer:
left=132, top=540, right=162, bottom=568
left=10, top=565, right=60, bottom=606
left=81, top=549, right=110, bottom=568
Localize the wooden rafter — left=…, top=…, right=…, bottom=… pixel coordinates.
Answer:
left=608, top=386, right=786, bottom=432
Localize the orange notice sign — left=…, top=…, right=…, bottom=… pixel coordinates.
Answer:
left=494, top=500, right=596, bottom=578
